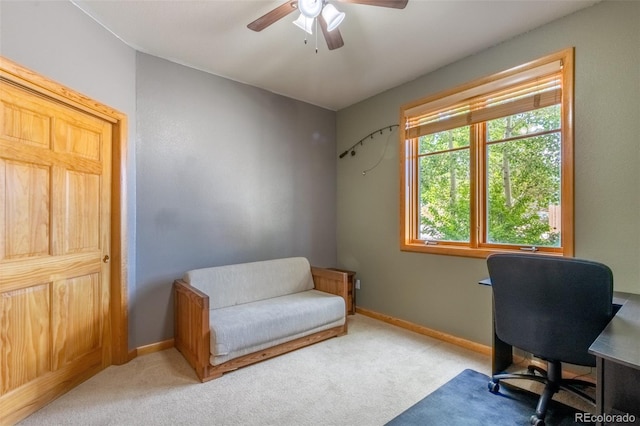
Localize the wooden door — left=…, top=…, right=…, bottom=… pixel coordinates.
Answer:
left=0, top=79, right=112, bottom=424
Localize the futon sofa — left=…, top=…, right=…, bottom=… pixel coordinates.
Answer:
left=173, top=257, right=349, bottom=381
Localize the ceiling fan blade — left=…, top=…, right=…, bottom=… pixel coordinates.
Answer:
left=336, top=0, right=408, bottom=9
left=247, top=1, right=298, bottom=32
left=319, top=15, right=345, bottom=51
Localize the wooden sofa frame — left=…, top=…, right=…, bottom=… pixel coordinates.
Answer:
left=174, top=267, right=349, bottom=382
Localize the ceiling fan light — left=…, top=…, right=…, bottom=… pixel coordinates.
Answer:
left=322, top=4, right=345, bottom=32
left=298, top=0, right=323, bottom=19
left=293, top=13, right=314, bottom=34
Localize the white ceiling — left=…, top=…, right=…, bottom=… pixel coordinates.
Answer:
left=72, top=0, right=599, bottom=111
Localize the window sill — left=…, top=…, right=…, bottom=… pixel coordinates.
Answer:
left=400, top=241, right=565, bottom=259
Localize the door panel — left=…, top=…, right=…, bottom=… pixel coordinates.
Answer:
left=66, top=170, right=101, bottom=253
left=1, top=160, right=50, bottom=260
left=0, top=283, right=51, bottom=395
left=55, top=117, right=103, bottom=161
left=2, top=100, right=51, bottom=148
left=52, top=273, right=102, bottom=368
left=0, top=79, right=112, bottom=423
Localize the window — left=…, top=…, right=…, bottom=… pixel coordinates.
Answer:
left=400, top=48, right=574, bottom=258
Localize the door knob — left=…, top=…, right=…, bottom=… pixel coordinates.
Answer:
left=103, top=255, right=110, bottom=263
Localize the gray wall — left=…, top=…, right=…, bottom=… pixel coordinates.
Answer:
left=135, top=53, right=337, bottom=346
left=4, top=0, right=638, bottom=351
left=336, top=0, right=640, bottom=346
left=0, top=0, right=138, bottom=349
left=1, top=1, right=337, bottom=348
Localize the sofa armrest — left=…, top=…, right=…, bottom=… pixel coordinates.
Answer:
left=311, top=267, right=349, bottom=313
left=174, top=279, right=211, bottom=381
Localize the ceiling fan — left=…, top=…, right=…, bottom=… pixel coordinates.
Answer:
left=247, top=0, right=408, bottom=51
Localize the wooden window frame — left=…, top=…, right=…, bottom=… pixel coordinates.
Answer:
left=400, top=48, right=574, bottom=258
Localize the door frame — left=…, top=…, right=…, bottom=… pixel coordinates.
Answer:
left=0, top=56, right=129, bottom=365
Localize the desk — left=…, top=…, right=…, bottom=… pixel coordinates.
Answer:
left=479, top=277, right=515, bottom=374
left=481, top=279, right=640, bottom=424
left=588, top=292, right=640, bottom=424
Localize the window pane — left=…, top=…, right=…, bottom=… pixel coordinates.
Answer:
left=419, top=126, right=470, bottom=155
left=486, top=132, right=561, bottom=247
left=419, top=147, right=470, bottom=242
left=487, top=105, right=560, bottom=142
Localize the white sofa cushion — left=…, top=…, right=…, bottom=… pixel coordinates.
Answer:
left=209, top=289, right=345, bottom=365
left=184, top=257, right=315, bottom=309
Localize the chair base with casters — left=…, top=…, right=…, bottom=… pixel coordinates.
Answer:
left=488, top=360, right=595, bottom=426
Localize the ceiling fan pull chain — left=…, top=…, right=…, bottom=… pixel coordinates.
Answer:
left=315, top=18, right=318, bottom=53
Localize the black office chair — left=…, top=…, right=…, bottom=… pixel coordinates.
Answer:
left=486, top=253, right=615, bottom=426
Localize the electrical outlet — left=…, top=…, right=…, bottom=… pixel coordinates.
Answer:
left=355, top=279, right=361, bottom=290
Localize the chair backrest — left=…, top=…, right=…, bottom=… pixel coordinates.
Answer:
left=487, top=253, right=613, bottom=367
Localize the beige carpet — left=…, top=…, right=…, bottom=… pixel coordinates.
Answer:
left=19, top=314, right=491, bottom=426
